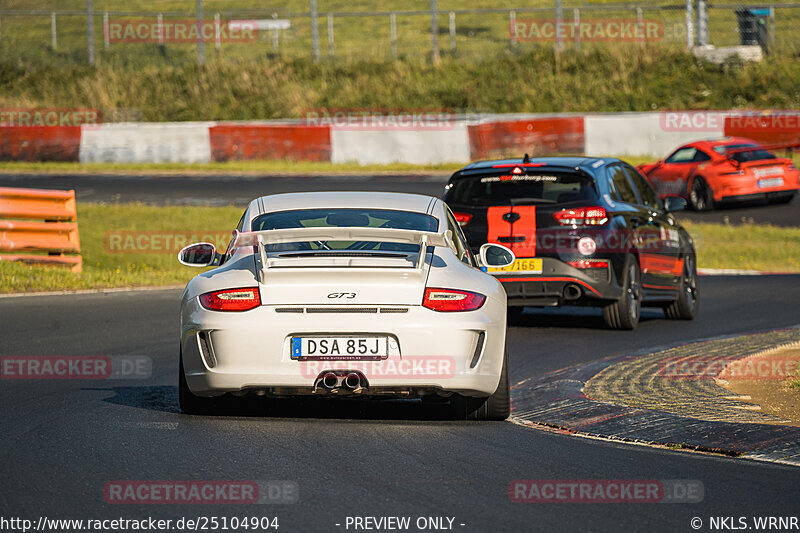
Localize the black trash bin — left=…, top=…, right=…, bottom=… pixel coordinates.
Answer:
left=735, top=7, right=769, bottom=52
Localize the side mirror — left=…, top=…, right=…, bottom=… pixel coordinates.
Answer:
left=657, top=159, right=664, bottom=166
left=664, top=196, right=687, bottom=213
left=478, top=243, right=516, bottom=269
left=178, top=242, right=219, bottom=267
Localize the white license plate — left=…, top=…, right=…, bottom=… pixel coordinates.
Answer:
left=291, top=336, right=388, bottom=360
left=758, top=177, right=784, bottom=189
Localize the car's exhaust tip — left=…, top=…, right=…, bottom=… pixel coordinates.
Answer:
left=563, top=283, right=583, bottom=301
left=321, top=372, right=339, bottom=389
left=343, top=372, right=361, bottom=390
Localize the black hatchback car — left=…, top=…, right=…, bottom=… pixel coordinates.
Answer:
left=443, top=156, right=698, bottom=329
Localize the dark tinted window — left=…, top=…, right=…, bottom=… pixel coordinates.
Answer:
left=623, top=165, right=661, bottom=209
left=445, top=208, right=472, bottom=265
left=251, top=209, right=438, bottom=253
left=693, top=150, right=711, bottom=162
left=446, top=171, right=598, bottom=205
left=608, top=165, right=638, bottom=204
left=712, top=143, right=776, bottom=163
left=253, top=209, right=438, bottom=232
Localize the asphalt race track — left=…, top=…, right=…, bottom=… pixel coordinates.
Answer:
left=3, top=172, right=800, bottom=226
left=2, top=174, right=800, bottom=531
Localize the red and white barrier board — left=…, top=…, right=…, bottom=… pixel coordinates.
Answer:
left=0, top=111, right=794, bottom=164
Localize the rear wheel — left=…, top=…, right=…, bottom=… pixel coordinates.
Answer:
left=506, top=307, right=525, bottom=326
left=602, top=257, right=641, bottom=330
left=179, top=351, right=218, bottom=415
left=665, top=254, right=699, bottom=320
left=689, top=177, right=714, bottom=211
left=453, top=348, right=510, bottom=421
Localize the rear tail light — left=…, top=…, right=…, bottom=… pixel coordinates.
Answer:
left=423, top=288, right=486, bottom=312
left=553, top=206, right=608, bottom=226
left=453, top=212, right=472, bottom=226
left=567, top=259, right=609, bottom=269
left=200, top=287, right=261, bottom=312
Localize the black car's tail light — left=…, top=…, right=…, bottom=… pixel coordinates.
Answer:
left=453, top=212, right=473, bottom=226
left=553, top=206, right=608, bottom=226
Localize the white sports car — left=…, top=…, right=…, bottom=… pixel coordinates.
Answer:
left=178, top=192, right=515, bottom=420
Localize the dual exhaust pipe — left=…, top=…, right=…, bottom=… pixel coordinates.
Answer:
left=317, top=371, right=366, bottom=392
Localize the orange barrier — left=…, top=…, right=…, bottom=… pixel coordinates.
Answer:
left=468, top=117, right=585, bottom=160
left=0, top=187, right=82, bottom=272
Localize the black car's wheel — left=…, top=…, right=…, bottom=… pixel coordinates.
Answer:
left=689, top=177, right=714, bottom=211
left=453, top=347, right=510, bottom=421
left=665, top=253, right=699, bottom=320
left=506, top=307, right=525, bottom=326
left=179, top=351, right=218, bottom=415
left=602, top=256, right=641, bottom=330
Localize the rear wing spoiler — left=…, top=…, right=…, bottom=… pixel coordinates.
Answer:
left=726, top=142, right=800, bottom=160
left=230, top=227, right=452, bottom=279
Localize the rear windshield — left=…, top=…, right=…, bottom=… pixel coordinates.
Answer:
left=446, top=171, right=598, bottom=205
left=713, top=144, right=776, bottom=163
left=251, top=208, right=438, bottom=253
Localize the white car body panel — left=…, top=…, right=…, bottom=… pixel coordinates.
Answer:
left=180, top=192, right=507, bottom=399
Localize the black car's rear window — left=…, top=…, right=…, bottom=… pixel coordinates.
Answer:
left=446, top=171, right=598, bottom=205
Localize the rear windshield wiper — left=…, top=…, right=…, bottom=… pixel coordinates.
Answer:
left=508, top=197, right=557, bottom=204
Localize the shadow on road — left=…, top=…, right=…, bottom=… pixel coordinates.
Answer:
left=508, top=307, right=664, bottom=329
left=91, top=385, right=502, bottom=422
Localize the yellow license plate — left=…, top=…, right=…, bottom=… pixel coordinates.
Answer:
left=488, top=258, right=542, bottom=273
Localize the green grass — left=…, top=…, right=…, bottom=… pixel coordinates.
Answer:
left=3, top=0, right=799, bottom=66
left=3, top=46, right=800, bottom=121
left=683, top=221, right=800, bottom=273
left=0, top=160, right=455, bottom=174
left=2, top=204, right=799, bottom=294
left=0, top=203, right=242, bottom=293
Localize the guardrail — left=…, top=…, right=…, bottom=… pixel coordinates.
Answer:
left=0, top=187, right=82, bottom=272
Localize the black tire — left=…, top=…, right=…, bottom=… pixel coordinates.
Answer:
left=689, top=177, right=714, bottom=211
left=506, top=307, right=525, bottom=326
left=453, top=348, right=510, bottom=421
left=602, top=256, right=641, bottom=330
left=179, top=351, right=218, bottom=415
left=665, top=253, right=699, bottom=320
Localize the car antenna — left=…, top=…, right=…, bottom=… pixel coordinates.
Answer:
left=523, top=153, right=530, bottom=163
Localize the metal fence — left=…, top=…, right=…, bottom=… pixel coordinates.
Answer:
left=0, top=1, right=798, bottom=66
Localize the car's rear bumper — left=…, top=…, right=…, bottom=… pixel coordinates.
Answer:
left=180, top=297, right=506, bottom=398
left=491, top=257, right=620, bottom=307
left=718, top=188, right=798, bottom=204
left=712, top=171, right=799, bottom=202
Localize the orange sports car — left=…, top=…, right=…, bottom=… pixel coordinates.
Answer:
left=638, top=138, right=799, bottom=211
